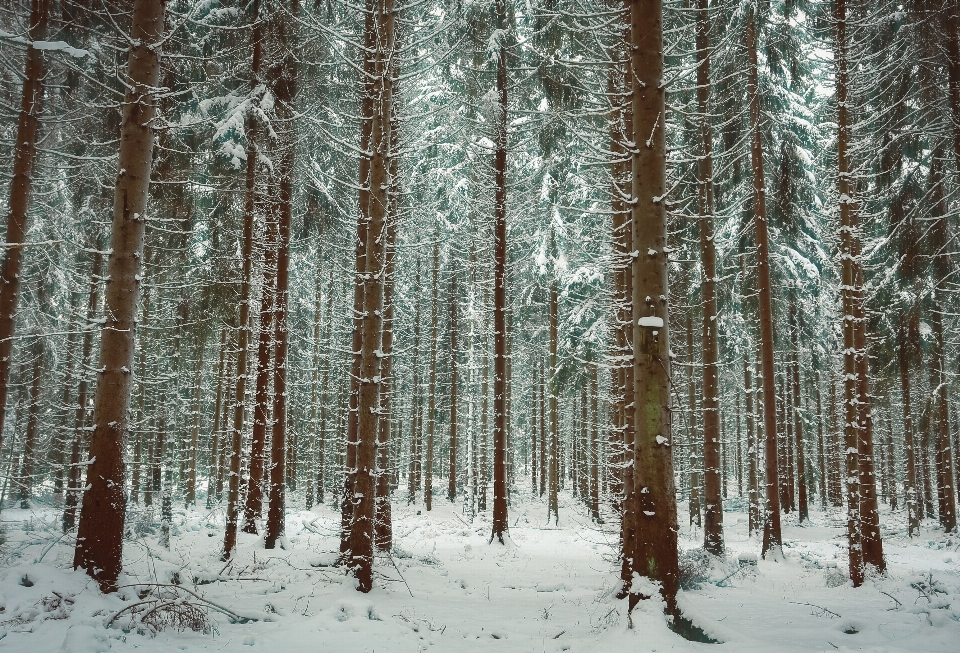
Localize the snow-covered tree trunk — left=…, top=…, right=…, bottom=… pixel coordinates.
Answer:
left=490, top=0, right=510, bottom=544
left=695, top=0, right=723, bottom=557
left=72, top=0, right=165, bottom=592
left=622, top=0, right=680, bottom=614
left=0, top=0, right=51, bottom=463
left=747, top=2, right=783, bottom=559
left=224, top=5, right=264, bottom=561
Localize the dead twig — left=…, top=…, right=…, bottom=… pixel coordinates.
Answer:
left=789, top=601, right=840, bottom=618
left=879, top=591, right=902, bottom=609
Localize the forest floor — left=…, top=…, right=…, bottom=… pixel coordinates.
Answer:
left=0, top=491, right=957, bottom=652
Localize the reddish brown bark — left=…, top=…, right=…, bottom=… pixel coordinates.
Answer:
left=490, top=0, right=510, bottom=543
left=17, top=340, right=42, bottom=508
left=264, top=1, right=298, bottom=549
left=224, top=6, right=264, bottom=561
left=791, top=305, right=808, bottom=522
left=548, top=278, right=559, bottom=525
left=747, top=5, right=783, bottom=558
left=928, top=158, right=957, bottom=534
left=449, top=272, right=459, bottom=502
left=621, top=0, right=680, bottom=614
left=695, top=0, right=723, bottom=557
left=350, top=0, right=394, bottom=590
left=243, top=216, right=278, bottom=533
left=207, top=328, right=228, bottom=509
left=0, top=0, right=51, bottom=460
left=73, top=0, right=165, bottom=592
left=425, top=236, right=439, bottom=511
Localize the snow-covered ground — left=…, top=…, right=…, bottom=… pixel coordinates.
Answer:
left=0, top=492, right=957, bottom=652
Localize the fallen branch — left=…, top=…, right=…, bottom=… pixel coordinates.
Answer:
left=789, top=601, right=840, bottom=618
left=879, top=591, right=902, bottom=609
left=115, top=583, right=255, bottom=624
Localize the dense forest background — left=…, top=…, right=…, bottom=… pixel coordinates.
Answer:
left=0, top=0, right=959, bottom=618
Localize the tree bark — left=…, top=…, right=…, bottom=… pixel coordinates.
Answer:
left=64, top=250, right=101, bottom=531
left=687, top=313, right=701, bottom=528
left=350, top=0, right=394, bottom=590
left=54, top=292, right=81, bottom=504
left=224, top=6, right=263, bottom=560
left=791, top=303, right=808, bottom=522
left=184, top=339, right=205, bottom=506
left=264, top=1, right=298, bottom=549
left=17, top=340, right=42, bottom=508
left=928, top=157, right=957, bottom=534
left=695, top=0, right=723, bottom=557
left=0, top=0, right=51, bottom=461
left=835, top=0, right=866, bottom=585
left=590, top=364, right=600, bottom=522
left=745, top=357, right=760, bottom=535
left=408, top=261, right=422, bottom=503
left=621, top=0, right=679, bottom=614
left=531, top=367, right=538, bottom=495
left=548, top=278, right=559, bottom=525
left=747, top=4, right=783, bottom=558
left=243, top=216, right=278, bottom=533
left=375, top=93, right=399, bottom=547
left=449, top=272, right=459, bottom=502
left=207, top=328, right=228, bottom=509
left=341, top=0, right=378, bottom=555
left=490, top=0, right=510, bottom=543
left=425, top=236, right=439, bottom=511
left=73, top=0, right=165, bottom=592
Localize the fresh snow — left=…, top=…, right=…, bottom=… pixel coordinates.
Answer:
left=0, top=494, right=958, bottom=652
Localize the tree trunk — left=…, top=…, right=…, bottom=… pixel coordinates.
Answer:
left=621, top=0, right=679, bottom=614
left=54, top=292, right=81, bottom=504
left=828, top=375, right=844, bottom=507
left=207, top=328, right=228, bottom=509
left=0, top=0, right=51, bottom=460
left=611, top=0, right=633, bottom=523
left=537, top=359, right=546, bottom=500
left=836, top=0, right=866, bottom=585
left=548, top=279, right=559, bottom=525
left=350, top=0, right=394, bottom=590
left=815, top=366, right=827, bottom=509
left=341, top=0, right=378, bottom=556
left=408, top=260, right=422, bottom=503
left=425, top=237, right=439, bottom=511
left=695, top=0, right=723, bottom=557
left=590, top=364, right=601, bottom=522
left=928, top=157, right=957, bottom=534
left=747, top=4, right=783, bottom=558
left=479, top=325, right=489, bottom=511
left=687, top=314, right=702, bottom=527
left=886, top=417, right=897, bottom=511
left=17, top=340, right=42, bottom=508
left=224, top=6, right=263, bottom=560
left=531, top=367, right=538, bottom=495
left=745, top=357, right=760, bottom=535
left=72, top=0, right=164, bottom=592
left=854, top=253, right=883, bottom=570
left=184, top=339, right=205, bottom=506
left=264, top=2, right=298, bottom=549
left=490, top=0, right=510, bottom=543
left=375, top=94, right=399, bottom=547
left=243, top=216, right=278, bottom=533
left=791, top=304, right=808, bottom=522
left=63, top=250, right=99, bottom=532
left=217, top=351, right=233, bottom=502
left=449, top=272, right=459, bottom=502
